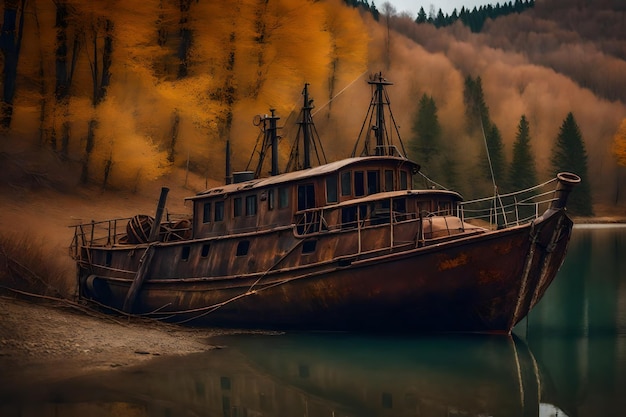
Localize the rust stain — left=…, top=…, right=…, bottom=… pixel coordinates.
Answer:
left=478, top=269, right=504, bottom=284
left=438, top=253, right=469, bottom=271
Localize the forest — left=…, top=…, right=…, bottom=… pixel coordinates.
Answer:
left=1, top=0, right=625, bottom=215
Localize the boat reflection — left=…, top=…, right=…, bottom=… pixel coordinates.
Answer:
left=0, top=333, right=569, bottom=417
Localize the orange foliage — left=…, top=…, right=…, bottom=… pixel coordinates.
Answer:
left=9, top=0, right=368, bottom=188
left=613, top=119, right=626, bottom=167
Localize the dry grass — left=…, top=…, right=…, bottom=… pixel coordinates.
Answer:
left=0, top=232, right=75, bottom=299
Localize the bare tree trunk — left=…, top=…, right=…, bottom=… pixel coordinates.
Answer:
left=251, top=0, right=269, bottom=99
left=81, top=118, right=97, bottom=183
left=53, top=0, right=81, bottom=159
left=82, top=18, right=113, bottom=185
left=167, top=109, right=180, bottom=163
left=177, top=0, right=192, bottom=78
left=0, top=0, right=26, bottom=130
left=33, top=0, right=47, bottom=145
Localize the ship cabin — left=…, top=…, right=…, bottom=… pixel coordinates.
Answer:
left=187, top=156, right=464, bottom=240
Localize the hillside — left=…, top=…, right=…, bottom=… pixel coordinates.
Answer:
left=0, top=0, right=625, bottom=213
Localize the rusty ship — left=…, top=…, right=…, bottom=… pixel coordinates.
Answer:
left=69, top=73, right=579, bottom=333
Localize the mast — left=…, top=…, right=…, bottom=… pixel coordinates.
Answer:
left=269, top=109, right=279, bottom=176
left=285, top=83, right=328, bottom=172
left=302, top=83, right=312, bottom=169
left=351, top=72, right=408, bottom=158
left=246, top=109, right=281, bottom=178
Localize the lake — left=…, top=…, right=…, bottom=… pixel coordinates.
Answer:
left=1, top=225, right=625, bottom=417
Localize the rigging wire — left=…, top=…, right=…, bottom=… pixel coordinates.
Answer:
left=479, top=115, right=508, bottom=227
left=311, top=70, right=368, bottom=117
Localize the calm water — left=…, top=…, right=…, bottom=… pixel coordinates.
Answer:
left=1, top=225, right=625, bottom=417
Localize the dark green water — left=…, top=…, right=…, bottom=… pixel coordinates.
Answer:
left=1, top=225, right=625, bottom=417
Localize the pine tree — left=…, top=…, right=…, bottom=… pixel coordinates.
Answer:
left=410, top=94, right=441, bottom=165
left=551, top=112, right=593, bottom=216
left=509, top=115, right=538, bottom=191
left=415, top=7, right=427, bottom=24
left=483, top=123, right=506, bottom=188
left=463, top=75, right=490, bottom=135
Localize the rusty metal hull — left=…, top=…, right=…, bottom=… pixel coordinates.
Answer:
left=77, top=207, right=573, bottom=334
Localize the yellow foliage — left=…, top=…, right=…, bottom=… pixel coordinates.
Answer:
left=90, top=100, right=170, bottom=188
left=613, top=118, right=626, bottom=167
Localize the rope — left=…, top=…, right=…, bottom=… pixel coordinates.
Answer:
left=173, top=238, right=306, bottom=324
left=312, top=70, right=368, bottom=117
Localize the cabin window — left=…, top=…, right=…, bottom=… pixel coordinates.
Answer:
left=341, top=205, right=367, bottom=229
left=278, top=187, right=290, bottom=209
left=105, top=251, right=112, bottom=267
left=341, top=171, right=351, bottom=196
left=326, top=175, right=338, bottom=203
left=233, top=197, right=242, bottom=217
left=354, top=171, right=365, bottom=197
left=201, top=243, right=210, bottom=257
left=297, top=183, right=316, bottom=211
left=214, top=201, right=224, bottom=221
left=181, top=246, right=191, bottom=261
left=439, top=201, right=452, bottom=215
left=236, top=240, right=250, bottom=256
left=367, top=170, right=380, bottom=195
left=302, top=239, right=317, bottom=254
left=393, top=198, right=406, bottom=213
left=245, top=195, right=257, bottom=216
left=400, top=171, right=408, bottom=190
left=202, top=202, right=211, bottom=223
left=268, top=189, right=275, bottom=210
left=384, top=170, right=394, bottom=191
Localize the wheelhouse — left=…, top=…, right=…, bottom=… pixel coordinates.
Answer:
left=186, top=156, right=449, bottom=239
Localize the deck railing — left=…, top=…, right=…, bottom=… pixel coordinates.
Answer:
left=69, top=214, right=191, bottom=259
left=457, top=178, right=561, bottom=230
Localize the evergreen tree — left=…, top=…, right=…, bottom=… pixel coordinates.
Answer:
left=508, top=115, right=538, bottom=191
left=483, top=123, right=506, bottom=188
left=410, top=94, right=441, bottom=165
left=463, top=75, right=490, bottom=135
left=415, top=7, right=427, bottom=24
left=550, top=112, right=593, bottom=216
left=410, top=93, right=446, bottom=187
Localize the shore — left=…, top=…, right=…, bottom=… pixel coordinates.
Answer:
left=0, top=296, right=222, bottom=389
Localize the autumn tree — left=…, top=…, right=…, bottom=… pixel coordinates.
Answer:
left=0, top=0, right=26, bottom=129
left=81, top=16, right=114, bottom=184
left=551, top=112, right=593, bottom=216
left=611, top=118, right=626, bottom=204
left=52, top=0, right=81, bottom=159
left=612, top=118, right=626, bottom=167
left=508, top=115, right=538, bottom=191
left=177, top=0, right=192, bottom=78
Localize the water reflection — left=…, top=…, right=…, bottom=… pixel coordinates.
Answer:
left=517, top=225, right=626, bottom=417
left=1, top=333, right=558, bottom=417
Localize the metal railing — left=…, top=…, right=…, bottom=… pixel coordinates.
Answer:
left=69, top=214, right=192, bottom=259
left=457, top=178, right=560, bottom=230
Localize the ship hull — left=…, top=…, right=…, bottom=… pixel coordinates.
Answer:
left=77, top=207, right=573, bottom=334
